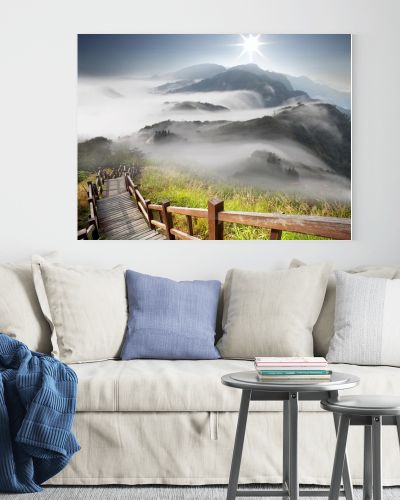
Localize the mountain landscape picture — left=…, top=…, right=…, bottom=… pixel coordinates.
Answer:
left=78, top=34, right=351, bottom=240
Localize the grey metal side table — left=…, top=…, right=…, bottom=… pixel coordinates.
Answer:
left=221, top=371, right=360, bottom=500
left=321, top=395, right=400, bottom=500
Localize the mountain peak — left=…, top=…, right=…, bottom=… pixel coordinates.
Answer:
left=169, top=66, right=304, bottom=106
left=228, top=64, right=293, bottom=90
left=228, top=63, right=265, bottom=74
left=172, top=63, right=226, bottom=80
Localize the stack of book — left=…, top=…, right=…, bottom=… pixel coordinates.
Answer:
left=254, top=357, right=331, bottom=381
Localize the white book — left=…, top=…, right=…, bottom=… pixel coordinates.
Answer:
left=255, top=356, right=327, bottom=366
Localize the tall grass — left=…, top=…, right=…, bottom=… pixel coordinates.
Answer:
left=139, top=166, right=351, bottom=240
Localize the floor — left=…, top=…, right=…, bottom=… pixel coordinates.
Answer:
left=2, top=486, right=400, bottom=499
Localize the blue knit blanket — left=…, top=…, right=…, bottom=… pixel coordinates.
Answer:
left=0, top=334, right=80, bottom=493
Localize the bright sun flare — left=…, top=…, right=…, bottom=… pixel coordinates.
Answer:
left=238, top=34, right=265, bottom=62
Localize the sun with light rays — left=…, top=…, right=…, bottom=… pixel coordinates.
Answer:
left=238, top=34, right=266, bottom=62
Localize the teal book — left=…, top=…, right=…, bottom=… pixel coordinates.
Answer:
left=257, top=370, right=332, bottom=376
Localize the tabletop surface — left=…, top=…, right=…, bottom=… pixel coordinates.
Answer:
left=221, top=370, right=360, bottom=392
left=321, top=395, right=400, bottom=416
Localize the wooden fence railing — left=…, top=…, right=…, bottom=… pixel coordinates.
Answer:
left=78, top=166, right=141, bottom=240
left=124, top=173, right=351, bottom=241
left=78, top=169, right=104, bottom=240
left=78, top=166, right=351, bottom=240
left=125, top=174, right=152, bottom=227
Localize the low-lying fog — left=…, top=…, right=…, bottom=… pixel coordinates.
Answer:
left=138, top=140, right=350, bottom=202
left=79, top=77, right=293, bottom=138
left=78, top=77, right=351, bottom=203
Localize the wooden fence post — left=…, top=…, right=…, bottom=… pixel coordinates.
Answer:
left=92, top=183, right=99, bottom=200
left=87, top=202, right=99, bottom=239
left=186, top=215, right=193, bottom=236
left=87, top=181, right=96, bottom=207
left=161, top=201, right=175, bottom=240
left=208, top=198, right=224, bottom=240
left=270, top=229, right=282, bottom=240
left=78, top=229, right=88, bottom=240
left=144, top=200, right=154, bottom=229
left=145, top=200, right=154, bottom=229
left=92, top=224, right=99, bottom=240
left=96, top=175, right=103, bottom=195
left=133, top=186, right=141, bottom=207
left=87, top=181, right=99, bottom=239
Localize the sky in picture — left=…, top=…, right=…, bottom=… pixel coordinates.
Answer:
left=78, top=34, right=351, bottom=92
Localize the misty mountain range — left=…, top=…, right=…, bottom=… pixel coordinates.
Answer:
left=139, top=102, right=350, bottom=179
left=79, top=61, right=351, bottom=202
left=153, top=63, right=350, bottom=109
left=168, top=68, right=307, bottom=108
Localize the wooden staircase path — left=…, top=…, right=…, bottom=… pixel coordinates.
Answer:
left=96, top=177, right=166, bottom=240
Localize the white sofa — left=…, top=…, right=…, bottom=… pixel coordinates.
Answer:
left=2, top=257, right=399, bottom=487
left=47, top=359, right=400, bottom=486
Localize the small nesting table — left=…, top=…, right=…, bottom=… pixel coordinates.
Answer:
left=221, top=371, right=360, bottom=500
left=321, top=395, right=400, bottom=500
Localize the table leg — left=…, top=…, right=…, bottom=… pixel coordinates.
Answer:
left=363, top=425, right=373, bottom=500
left=333, top=413, right=354, bottom=500
left=372, top=416, right=382, bottom=500
left=329, top=415, right=351, bottom=500
left=226, top=389, right=251, bottom=500
left=283, top=400, right=290, bottom=493
left=396, top=416, right=400, bottom=449
left=289, top=392, right=299, bottom=500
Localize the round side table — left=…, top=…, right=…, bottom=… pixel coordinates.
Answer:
left=321, top=395, right=400, bottom=500
left=221, top=370, right=360, bottom=500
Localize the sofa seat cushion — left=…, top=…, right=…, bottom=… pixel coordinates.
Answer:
left=72, top=359, right=400, bottom=413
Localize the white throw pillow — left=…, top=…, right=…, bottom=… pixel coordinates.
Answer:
left=290, top=259, right=400, bottom=356
left=32, top=256, right=128, bottom=363
left=217, top=262, right=332, bottom=359
left=0, top=260, right=52, bottom=353
left=327, top=271, right=400, bottom=366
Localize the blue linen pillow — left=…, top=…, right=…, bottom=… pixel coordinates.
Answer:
left=121, top=270, right=221, bottom=360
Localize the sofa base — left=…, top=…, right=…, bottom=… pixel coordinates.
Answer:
left=47, top=411, right=400, bottom=486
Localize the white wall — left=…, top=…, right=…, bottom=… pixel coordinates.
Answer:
left=1, top=0, right=399, bottom=280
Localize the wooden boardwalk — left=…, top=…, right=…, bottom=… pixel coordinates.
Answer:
left=96, top=177, right=165, bottom=240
